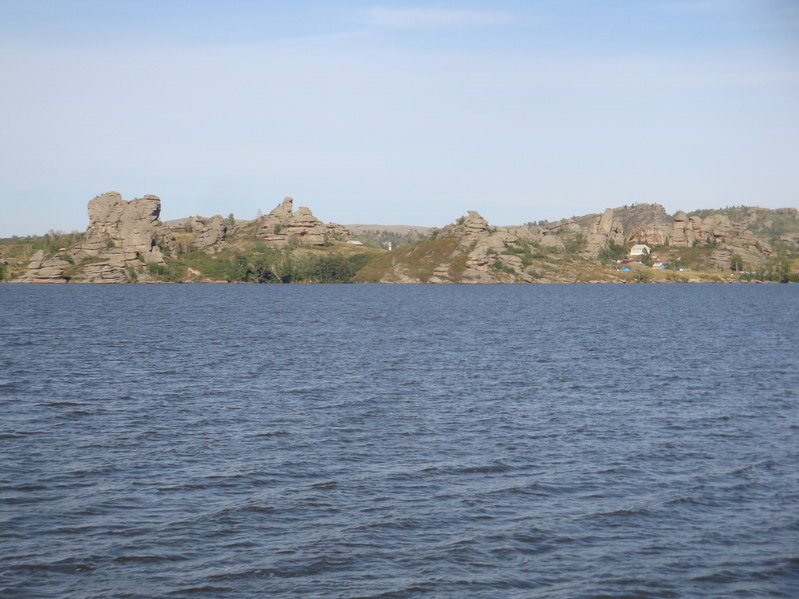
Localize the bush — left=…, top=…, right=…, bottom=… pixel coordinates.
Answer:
left=147, top=262, right=185, bottom=282
left=598, top=240, right=626, bottom=264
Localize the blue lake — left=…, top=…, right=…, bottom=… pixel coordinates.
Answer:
left=1, top=284, right=798, bottom=598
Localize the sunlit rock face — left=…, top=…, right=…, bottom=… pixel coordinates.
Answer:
left=256, top=197, right=350, bottom=248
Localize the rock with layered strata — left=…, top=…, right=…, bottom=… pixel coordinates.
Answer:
left=11, top=250, right=70, bottom=283
left=80, top=191, right=168, bottom=264
left=256, top=197, right=350, bottom=248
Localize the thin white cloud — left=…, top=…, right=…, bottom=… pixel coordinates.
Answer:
left=359, top=7, right=511, bottom=29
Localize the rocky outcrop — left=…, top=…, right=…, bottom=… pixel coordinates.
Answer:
left=78, top=192, right=170, bottom=263
left=579, top=208, right=625, bottom=258
left=188, top=215, right=227, bottom=253
left=6, top=191, right=794, bottom=284
left=669, top=211, right=695, bottom=247
left=256, top=197, right=350, bottom=248
left=66, top=192, right=173, bottom=282
left=11, top=250, right=70, bottom=283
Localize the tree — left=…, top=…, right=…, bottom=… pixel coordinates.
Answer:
left=768, top=255, right=791, bottom=283
left=730, top=254, right=744, bottom=272
left=225, top=213, right=236, bottom=227
left=640, top=250, right=653, bottom=267
left=598, top=240, right=626, bottom=264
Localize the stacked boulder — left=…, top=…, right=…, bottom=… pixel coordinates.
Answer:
left=256, top=197, right=349, bottom=248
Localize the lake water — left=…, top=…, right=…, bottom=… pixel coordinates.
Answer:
left=1, top=283, right=798, bottom=598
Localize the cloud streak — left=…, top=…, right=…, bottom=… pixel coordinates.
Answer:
left=359, top=7, right=511, bottom=29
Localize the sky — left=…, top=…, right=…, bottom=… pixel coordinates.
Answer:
left=1, top=0, right=798, bottom=237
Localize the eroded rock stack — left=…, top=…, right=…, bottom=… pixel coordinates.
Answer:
left=67, top=192, right=175, bottom=282
left=13, top=192, right=177, bottom=283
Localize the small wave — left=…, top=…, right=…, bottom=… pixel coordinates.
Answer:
left=311, top=480, right=338, bottom=489
left=0, top=431, right=35, bottom=439
left=692, top=569, right=750, bottom=583
left=113, top=553, right=189, bottom=563
left=455, top=461, right=515, bottom=475
left=168, top=586, right=234, bottom=595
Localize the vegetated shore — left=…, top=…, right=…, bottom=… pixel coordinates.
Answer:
left=1, top=192, right=797, bottom=284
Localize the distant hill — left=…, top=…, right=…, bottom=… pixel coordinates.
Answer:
left=344, top=224, right=432, bottom=236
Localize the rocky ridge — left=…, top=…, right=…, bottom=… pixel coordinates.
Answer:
left=2, top=193, right=797, bottom=284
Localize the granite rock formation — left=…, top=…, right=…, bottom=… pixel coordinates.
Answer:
left=12, top=250, right=71, bottom=283
left=256, top=197, right=350, bottom=248
left=187, top=215, right=228, bottom=253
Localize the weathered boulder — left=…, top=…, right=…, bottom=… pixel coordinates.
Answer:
left=189, top=215, right=227, bottom=253
left=11, top=250, right=70, bottom=283
left=256, top=197, right=349, bottom=247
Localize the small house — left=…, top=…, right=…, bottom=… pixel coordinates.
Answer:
left=629, top=244, right=651, bottom=257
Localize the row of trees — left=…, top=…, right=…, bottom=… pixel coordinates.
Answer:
left=739, top=255, right=796, bottom=282
left=147, top=247, right=373, bottom=284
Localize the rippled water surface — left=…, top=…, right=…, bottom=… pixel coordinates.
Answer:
left=1, top=284, right=798, bottom=598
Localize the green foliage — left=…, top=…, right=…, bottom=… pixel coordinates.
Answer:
left=740, top=256, right=798, bottom=282
left=147, top=262, right=185, bottom=282
left=598, top=240, right=626, bottom=264
left=0, top=262, right=5, bottom=282
left=353, top=235, right=457, bottom=282
left=225, top=213, right=236, bottom=227
left=261, top=252, right=363, bottom=283
left=633, top=270, right=650, bottom=283
left=563, top=234, right=583, bottom=255
left=491, top=259, right=516, bottom=276
left=767, top=255, right=791, bottom=283
left=502, top=241, right=544, bottom=268
left=351, top=229, right=424, bottom=250
left=730, top=254, right=744, bottom=272
left=502, top=243, right=528, bottom=256
left=671, top=257, right=688, bottom=271
left=169, top=246, right=371, bottom=284
left=273, top=223, right=282, bottom=235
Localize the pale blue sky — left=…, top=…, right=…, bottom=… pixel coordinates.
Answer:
left=1, top=0, right=798, bottom=236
